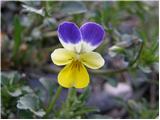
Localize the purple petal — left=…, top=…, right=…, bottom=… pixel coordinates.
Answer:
left=80, top=22, right=105, bottom=46
left=58, top=21, right=81, bottom=44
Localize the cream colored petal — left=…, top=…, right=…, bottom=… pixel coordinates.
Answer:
left=80, top=52, right=105, bottom=69
left=58, top=61, right=89, bottom=88
left=51, top=48, right=76, bottom=66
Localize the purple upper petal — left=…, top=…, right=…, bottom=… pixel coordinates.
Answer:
left=58, top=21, right=81, bottom=44
left=80, top=22, right=105, bottom=46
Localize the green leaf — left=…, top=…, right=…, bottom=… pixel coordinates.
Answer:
left=78, top=87, right=90, bottom=101
left=7, top=86, right=34, bottom=97
left=108, top=45, right=125, bottom=57
left=17, top=94, right=46, bottom=117
left=13, top=15, right=23, bottom=59
left=1, top=71, right=21, bottom=86
left=7, top=88, right=22, bottom=97
left=60, top=2, right=87, bottom=15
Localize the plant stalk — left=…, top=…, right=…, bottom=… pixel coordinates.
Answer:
left=45, top=86, right=63, bottom=117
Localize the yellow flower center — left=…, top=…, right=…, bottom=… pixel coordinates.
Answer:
left=75, top=54, right=80, bottom=61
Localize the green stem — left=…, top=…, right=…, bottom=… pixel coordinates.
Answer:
left=54, top=88, right=77, bottom=118
left=45, top=86, right=63, bottom=117
left=89, top=67, right=130, bottom=75
left=129, top=41, right=144, bottom=66
left=66, top=88, right=76, bottom=106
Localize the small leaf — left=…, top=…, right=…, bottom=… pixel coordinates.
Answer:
left=108, top=51, right=117, bottom=57
left=22, top=4, right=45, bottom=16
left=60, top=2, right=87, bottom=15
left=108, top=45, right=125, bottom=57
left=1, top=71, right=21, bottom=86
left=8, top=88, right=22, bottom=97
left=17, top=94, right=37, bottom=110
left=17, top=94, right=46, bottom=117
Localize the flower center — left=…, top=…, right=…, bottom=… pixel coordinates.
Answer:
left=75, top=54, right=80, bottom=60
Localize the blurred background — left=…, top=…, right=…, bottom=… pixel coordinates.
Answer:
left=1, top=1, right=159, bottom=119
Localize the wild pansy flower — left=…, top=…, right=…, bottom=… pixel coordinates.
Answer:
left=51, top=21, right=105, bottom=88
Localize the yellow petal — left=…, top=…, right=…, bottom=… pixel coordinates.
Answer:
left=51, top=48, right=76, bottom=66
left=58, top=61, right=89, bottom=88
left=80, top=52, right=105, bottom=69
